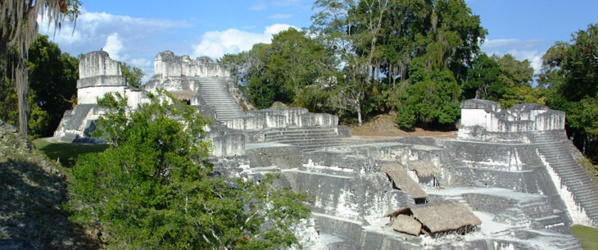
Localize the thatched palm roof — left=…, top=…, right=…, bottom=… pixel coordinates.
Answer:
left=386, top=201, right=482, bottom=234
left=381, top=163, right=428, bottom=199
left=408, top=160, right=440, bottom=178
left=392, top=215, right=422, bottom=236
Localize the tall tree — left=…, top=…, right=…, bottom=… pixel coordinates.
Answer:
left=0, top=0, right=80, bottom=136
left=491, top=54, right=543, bottom=108
left=311, top=0, right=485, bottom=127
left=311, top=0, right=371, bottom=125
left=540, top=24, right=598, bottom=162
left=462, top=53, right=503, bottom=100
left=26, top=35, right=79, bottom=138
left=220, top=28, right=333, bottom=109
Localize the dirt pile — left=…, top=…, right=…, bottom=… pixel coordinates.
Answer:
left=350, top=113, right=457, bottom=139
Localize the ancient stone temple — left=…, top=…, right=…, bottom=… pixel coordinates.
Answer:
left=455, top=99, right=598, bottom=227
left=145, top=51, right=245, bottom=120
left=54, top=49, right=597, bottom=249
left=54, top=51, right=149, bottom=142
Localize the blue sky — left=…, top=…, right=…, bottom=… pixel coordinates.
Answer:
left=39, top=0, right=598, bottom=80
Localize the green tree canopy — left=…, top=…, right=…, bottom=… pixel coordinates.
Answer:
left=220, top=28, right=334, bottom=109
left=121, top=62, right=145, bottom=88
left=540, top=24, right=598, bottom=162
left=27, top=35, right=79, bottom=138
left=0, top=35, right=79, bottom=138
left=69, top=91, right=310, bottom=248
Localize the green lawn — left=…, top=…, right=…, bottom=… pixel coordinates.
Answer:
left=572, top=224, right=598, bottom=250
left=33, top=138, right=109, bottom=168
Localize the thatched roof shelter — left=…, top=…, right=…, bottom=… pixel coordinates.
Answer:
left=381, top=163, right=428, bottom=199
left=408, top=160, right=440, bottom=178
left=392, top=215, right=422, bottom=236
left=385, top=201, right=481, bottom=236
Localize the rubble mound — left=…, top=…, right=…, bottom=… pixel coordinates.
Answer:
left=0, top=120, right=96, bottom=249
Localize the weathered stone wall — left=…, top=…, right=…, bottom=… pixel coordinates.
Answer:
left=206, top=127, right=245, bottom=157
left=76, top=51, right=127, bottom=105
left=442, top=140, right=571, bottom=225
left=222, top=108, right=338, bottom=131
left=77, top=86, right=126, bottom=105
left=153, top=51, right=229, bottom=79
left=458, top=99, right=565, bottom=142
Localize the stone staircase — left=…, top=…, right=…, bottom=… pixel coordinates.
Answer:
left=518, top=199, right=567, bottom=232
left=531, top=131, right=598, bottom=225
left=494, top=208, right=529, bottom=229
left=264, top=127, right=343, bottom=153
left=197, top=77, right=244, bottom=120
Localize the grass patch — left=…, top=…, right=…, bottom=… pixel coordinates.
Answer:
left=33, top=138, right=109, bottom=168
left=572, top=224, right=598, bottom=249
left=578, top=157, right=598, bottom=183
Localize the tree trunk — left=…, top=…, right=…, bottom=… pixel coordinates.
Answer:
left=16, top=61, right=28, bottom=136
left=356, top=92, right=362, bottom=126
left=357, top=105, right=363, bottom=126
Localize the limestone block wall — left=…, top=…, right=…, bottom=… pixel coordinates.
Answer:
left=77, top=86, right=126, bottom=105
left=458, top=99, right=565, bottom=141
left=222, top=108, right=339, bottom=131
left=76, top=51, right=125, bottom=90
left=76, top=51, right=127, bottom=105
left=154, top=51, right=229, bottom=79
left=125, top=88, right=150, bottom=109
left=79, top=51, right=122, bottom=79
left=209, top=132, right=245, bottom=157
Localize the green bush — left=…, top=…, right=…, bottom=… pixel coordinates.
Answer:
left=68, top=91, right=310, bottom=249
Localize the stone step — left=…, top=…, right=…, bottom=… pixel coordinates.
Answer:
left=196, top=78, right=244, bottom=121
left=539, top=143, right=598, bottom=225
left=266, top=135, right=339, bottom=141
left=265, top=132, right=338, bottom=138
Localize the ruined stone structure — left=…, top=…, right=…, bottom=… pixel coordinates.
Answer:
left=209, top=99, right=593, bottom=249
left=54, top=50, right=596, bottom=249
left=54, top=51, right=149, bottom=142
left=145, top=51, right=245, bottom=120
left=459, top=99, right=566, bottom=142
left=455, top=99, right=598, bottom=227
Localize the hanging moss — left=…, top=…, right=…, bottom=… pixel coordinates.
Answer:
left=0, top=0, right=80, bottom=136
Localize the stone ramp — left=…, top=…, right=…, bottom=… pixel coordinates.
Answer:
left=197, top=77, right=244, bottom=120
left=531, top=131, right=598, bottom=225
left=264, top=127, right=343, bottom=153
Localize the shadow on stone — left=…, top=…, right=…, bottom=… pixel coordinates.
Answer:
left=0, top=159, right=99, bottom=249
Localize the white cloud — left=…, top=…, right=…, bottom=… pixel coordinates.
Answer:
left=264, top=23, right=293, bottom=35
left=251, top=1, right=267, bottom=10
left=39, top=9, right=189, bottom=58
left=505, top=49, right=543, bottom=74
left=268, top=14, right=292, bottom=19
left=130, top=58, right=152, bottom=68
left=481, top=38, right=546, bottom=74
left=251, top=0, right=305, bottom=11
left=271, top=0, right=302, bottom=7
left=103, top=33, right=124, bottom=61
left=482, top=39, right=543, bottom=50
left=191, top=24, right=294, bottom=59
